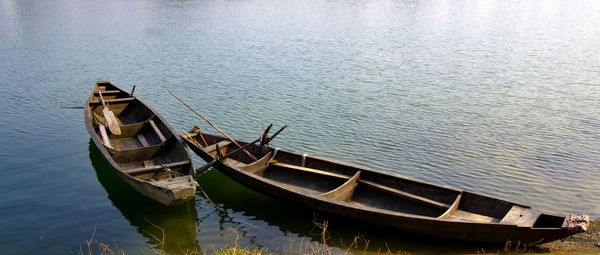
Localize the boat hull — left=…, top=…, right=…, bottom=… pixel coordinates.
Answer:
left=183, top=132, right=588, bottom=244
left=85, top=81, right=196, bottom=206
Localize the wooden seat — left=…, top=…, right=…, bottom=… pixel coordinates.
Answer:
left=499, top=206, right=541, bottom=227
left=321, top=171, right=361, bottom=202
left=93, top=90, right=122, bottom=95
left=89, top=97, right=135, bottom=105
left=438, top=193, right=462, bottom=219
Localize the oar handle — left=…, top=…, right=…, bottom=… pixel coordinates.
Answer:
left=97, top=90, right=107, bottom=107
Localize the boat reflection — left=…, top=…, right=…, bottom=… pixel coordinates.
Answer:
left=89, top=141, right=201, bottom=254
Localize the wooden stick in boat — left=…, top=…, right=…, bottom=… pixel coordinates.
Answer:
left=195, top=138, right=261, bottom=175
left=168, top=91, right=257, bottom=160
left=189, top=126, right=209, bottom=147
left=181, top=130, right=204, bottom=148
left=130, top=85, right=136, bottom=96
left=97, top=90, right=122, bottom=135
left=193, top=124, right=286, bottom=175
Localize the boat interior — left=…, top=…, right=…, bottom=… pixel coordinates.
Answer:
left=89, top=82, right=191, bottom=182
left=187, top=132, right=566, bottom=229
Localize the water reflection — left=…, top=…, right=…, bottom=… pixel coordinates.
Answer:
left=88, top=141, right=201, bottom=254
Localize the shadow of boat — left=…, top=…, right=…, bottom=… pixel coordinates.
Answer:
left=88, top=141, right=201, bottom=254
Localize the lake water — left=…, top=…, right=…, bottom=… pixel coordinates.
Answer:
left=1, top=0, right=599, bottom=254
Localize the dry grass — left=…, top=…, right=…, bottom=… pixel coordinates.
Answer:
left=80, top=220, right=403, bottom=255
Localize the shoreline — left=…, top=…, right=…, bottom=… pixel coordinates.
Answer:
left=533, top=220, right=600, bottom=254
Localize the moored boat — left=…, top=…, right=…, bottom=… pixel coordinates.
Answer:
left=84, top=81, right=197, bottom=206
left=181, top=130, right=589, bottom=245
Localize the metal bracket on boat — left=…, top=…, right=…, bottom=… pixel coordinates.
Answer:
left=567, top=214, right=590, bottom=232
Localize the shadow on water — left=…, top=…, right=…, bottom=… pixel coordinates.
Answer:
left=88, top=141, right=201, bottom=254
left=197, top=169, right=506, bottom=254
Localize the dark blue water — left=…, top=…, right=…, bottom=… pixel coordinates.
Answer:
left=1, top=0, right=599, bottom=254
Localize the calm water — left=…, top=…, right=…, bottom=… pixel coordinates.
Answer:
left=1, top=0, right=600, bottom=254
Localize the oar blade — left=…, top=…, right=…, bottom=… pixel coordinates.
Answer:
left=103, top=108, right=122, bottom=135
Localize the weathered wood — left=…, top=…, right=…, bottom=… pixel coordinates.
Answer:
left=195, top=138, right=262, bottom=175
left=99, top=124, right=112, bottom=148
left=125, top=160, right=191, bottom=175
left=168, top=91, right=257, bottom=160
left=137, top=134, right=150, bottom=147
left=360, top=179, right=450, bottom=209
left=270, top=162, right=348, bottom=179
left=321, top=171, right=361, bottom=201
left=98, top=90, right=122, bottom=135
left=148, top=119, right=166, bottom=142
left=181, top=131, right=204, bottom=148
left=438, top=193, right=462, bottom=219
left=180, top=131, right=589, bottom=244
left=499, top=206, right=541, bottom=227
left=88, top=97, right=135, bottom=105
left=85, top=81, right=197, bottom=206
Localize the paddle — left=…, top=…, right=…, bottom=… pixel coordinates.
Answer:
left=97, top=90, right=121, bottom=135
left=168, top=91, right=257, bottom=161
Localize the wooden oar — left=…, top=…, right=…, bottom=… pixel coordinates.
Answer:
left=97, top=90, right=121, bottom=135
left=168, top=91, right=257, bottom=161
left=194, top=138, right=261, bottom=175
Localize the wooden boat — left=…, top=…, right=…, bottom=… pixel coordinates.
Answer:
left=181, top=131, right=589, bottom=245
left=84, top=81, right=197, bottom=206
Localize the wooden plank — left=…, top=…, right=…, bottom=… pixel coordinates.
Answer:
left=239, top=151, right=272, bottom=176
left=360, top=180, right=450, bottom=209
left=89, top=97, right=135, bottom=105
left=143, top=160, right=154, bottom=167
left=447, top=210, right=501, bottom=223
left=125, top=160, right=190, bottom=175
left=499, top=206, right=541, bottom=227
left=137, top=134, right=150, bottom=147
left=321, top=171, right=361, bottom=201
left=438, top=193, right=462, bottom=219
left=99, top=124, right=112, bottom=148
left=148, top=119, right=166, bottom=142
left=93, top=90, right=122, bottom=94
left=270, top=162, right=349, bottom=179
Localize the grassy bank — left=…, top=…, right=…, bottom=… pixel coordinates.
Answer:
left=81, top=220, right=600, bottom=255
